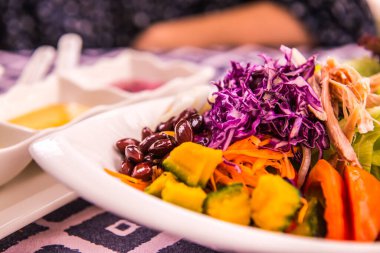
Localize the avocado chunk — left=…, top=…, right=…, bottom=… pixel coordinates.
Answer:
left=251, top=174, right=301, bottom=231
left=144, top=172, right=177, bottom=197
left=204, top=183, right=251, bottom=225
left=161, top=180, right=207, bottom=212
left=162, top=142, right=223, bottom=187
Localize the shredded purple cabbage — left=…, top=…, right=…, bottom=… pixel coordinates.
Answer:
left=204, top=46, right=329, bottom=155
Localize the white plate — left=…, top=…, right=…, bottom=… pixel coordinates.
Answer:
left=30, top=92, right=380, bottom=253
left=0, top=162, right=76, bottom=239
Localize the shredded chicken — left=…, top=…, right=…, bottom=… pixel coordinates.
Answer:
left=370, top=73, right=380, bottom=93
left=324, top=58, right=373, bottom=134
left=320, top=69, right=361, bottom=166
left=308, top=70, right=322, bottom=97
left=366, top=93, right=380, bottom=108
left=308, top=105, right=327, bottom=121
left=343, top=107, right=360, bottom=143
left=308, top=71, right=327, bottom=121
left=366, top=71, right=380, bottom=108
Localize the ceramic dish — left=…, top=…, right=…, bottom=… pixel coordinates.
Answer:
left=0, top=51, right=214, bottom=186
left=30, top=88, right=379, bottom=253
left=0, top=75, right=128, bottom=185
left=61, top=49, right=215, bottom=96
left=0, top=161, right=76, bottom=239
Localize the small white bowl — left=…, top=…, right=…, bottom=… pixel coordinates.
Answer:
left=0, top=51, right=215, bottom=186
left=0, top=76, right=128, bottom=185
left=61, top=49, right=215, bottom=97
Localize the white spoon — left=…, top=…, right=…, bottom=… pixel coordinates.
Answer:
left=55, top=33, right=83, bottom=73
left=16, top=46, right=56, bottom=85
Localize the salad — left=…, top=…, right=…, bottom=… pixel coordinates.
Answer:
left=107, top=46, right=380, bottom=242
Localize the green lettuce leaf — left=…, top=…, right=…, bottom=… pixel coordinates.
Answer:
left=353, top=106, right=380, bottom=174
left=346, top=57, right=380, bottom=77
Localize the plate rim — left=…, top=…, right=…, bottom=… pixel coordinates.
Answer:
left=0, top=162, right=76, bottom=240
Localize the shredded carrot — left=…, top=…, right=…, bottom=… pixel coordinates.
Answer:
left=214, top=136, right=296, bottom=191
left=214, top=169, right=235, bottom=185
left=224, top=149, right=288, bottom=160
left=297, top=198, right=309, bottom=224
left=104, top=168, right=149, bottom=191
left=234, top=156, right=258, bottom=165
left=258, top=138, right=271, bottom=147
left=227, top=136, right=261, bottom=150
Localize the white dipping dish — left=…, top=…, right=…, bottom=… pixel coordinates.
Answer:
left=61, top=49, right=215, bottom=97
left=30, top=88, right=379, bottom=253
left=0, top=50, right=214, bottom=186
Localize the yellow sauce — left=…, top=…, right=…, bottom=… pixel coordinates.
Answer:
left=8, top=103, right=89, bottom=130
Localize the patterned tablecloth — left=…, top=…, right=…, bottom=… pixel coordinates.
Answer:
left=0, top=44, right=371, bottom=253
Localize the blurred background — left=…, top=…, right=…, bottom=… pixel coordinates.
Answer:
left=1, top=1, right=380, bottom=252
left=0, top=0, right=379, bottom=51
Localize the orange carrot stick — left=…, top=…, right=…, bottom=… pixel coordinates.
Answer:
left=104, top=168, right=149, bottom=191
left=344, top=166, right=380, bottom=241
left=304, top=160, right=349, bottom=240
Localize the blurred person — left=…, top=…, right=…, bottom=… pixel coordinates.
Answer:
left=0, top=0, right=376, bottom=50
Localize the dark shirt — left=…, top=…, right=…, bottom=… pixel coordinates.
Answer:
left=0, top=0, right=376, bottom=49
